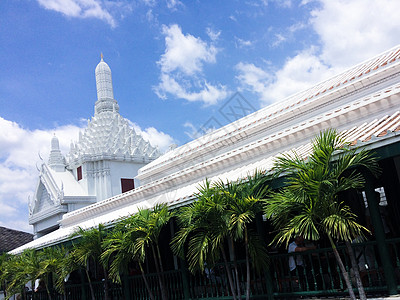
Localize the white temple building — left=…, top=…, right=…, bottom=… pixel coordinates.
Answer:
left=28, top=56, right=161, bottom=238
left=15, top=44, right=400, bottom=252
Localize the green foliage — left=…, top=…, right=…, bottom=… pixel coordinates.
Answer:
left=71, top=224, right=108, bottom=268
left=101, top=228, right=138, bottom=283
left=265, top=129, right=380, bottom=246
left=171, top=170, right=270, bottom=274
left=0, top=246, right=77, bottom=299
left=102, top=204, right=172, bottom=283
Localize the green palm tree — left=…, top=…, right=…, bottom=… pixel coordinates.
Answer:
left=40, top=246, right=76, bottom=300
left=264, top=129, right=380, bottom=300
left=172, top=172, right=270, bottom=300
left=217, top=171, right=270, bottom=300
left=171, top=179, right=240, bottom=300
left=21, top=248, right=42, bottom=298
left=2, top=249, right=41, bottom=300
left=0, top=253, right=26, bottom=299
left=39, top=246, right=67, bottom=300
left=71, top=224, right=110, bottom=300
left=0, top=253, right=11, bottom=298
left=101, top=226, right=156, bottom=300
left=127, top=204, right=173, bottom=300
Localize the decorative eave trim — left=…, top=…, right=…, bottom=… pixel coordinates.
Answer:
left=29, top=205, right=68, bottom=224
left=61, top=196, right=97, bottom=204
left=67, top=154, right=157, bottom=169
left=38, top=164, right=64, bottom=206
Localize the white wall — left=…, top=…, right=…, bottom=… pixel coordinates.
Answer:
left=109, top=161, right=145, bottom=195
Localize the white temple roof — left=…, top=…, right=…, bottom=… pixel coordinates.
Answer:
left=47, top=168, right=87, bottom=196
left=67, top=110, right=160, bottom=166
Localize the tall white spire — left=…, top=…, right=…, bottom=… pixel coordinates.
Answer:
left=94, top=54, right=119, bottom=114
left=48, top=134, right=66, bottom=172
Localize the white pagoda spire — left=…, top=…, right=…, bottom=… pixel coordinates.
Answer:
left=94, top=54, right=119, bottom=114
left=48, top=134, right=66, bottom=172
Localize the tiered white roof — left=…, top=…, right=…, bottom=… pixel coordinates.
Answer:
left=67, top=111, right=160, bottom=166
left=13, top=45, right=400, bottom=253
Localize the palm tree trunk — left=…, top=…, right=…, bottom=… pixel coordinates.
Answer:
left=156, top=243, right=165, bottom=274
left=220, top=244, right=238, bottom=300
left=244, top=229, right=250, bottom=300
left=229, top=237, right=242, bottom=299
left=345, top=241, right=367, bottom=300
left=138, top=261, right=155, bottom=300
left=328, top=236, right=356, bottom=300
left=63, top=282, right=67, bottom=300
left=85, top=268, right=96, bottom=300
left=103, top=266, right=109, bottom=300
left=151, top=244, right=168, bottom=300
left=31, top=280, right=34, bottom=300
left=44, top=280, right=52, bottom=300
left=156, top=243, right=169, bottom=300
left=21, top=284, right=26, bottom=300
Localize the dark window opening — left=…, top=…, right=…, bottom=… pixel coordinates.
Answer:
left=121, top=178, right=135, bottom=193
left=77, top=166, right=82, bottom=181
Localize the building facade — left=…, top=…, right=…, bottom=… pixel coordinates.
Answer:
left=12, top=44, right=400, bottom=297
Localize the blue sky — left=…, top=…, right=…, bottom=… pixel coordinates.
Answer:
left=1, top=0, right=400, bottom=233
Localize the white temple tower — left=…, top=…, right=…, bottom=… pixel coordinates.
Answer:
left=29, top=56, right=161, bottom=238
left=94, top=53, right=119, bottom=114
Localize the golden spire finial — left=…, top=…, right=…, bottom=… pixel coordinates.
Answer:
left=101, top=52, right=104, bottom=61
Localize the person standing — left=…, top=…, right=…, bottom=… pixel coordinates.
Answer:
left=288, top=236, right=316, bottom=290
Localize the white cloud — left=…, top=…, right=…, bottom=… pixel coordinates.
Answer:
left=236, top=0, right=400, bottom=106
left=166, top=0, right=183, bottom=11
left=131, top=123, right=175, bottom=153
left=142, top=0, right=156, bottom=6
left=235, top=62, right=272, bottom=98
left=288, top=22, right=306, bottom=33
left=271, top=33, right=286, bottom=47
left=154, top=73, right=228, bottom=105
left=206, top=28, right=221, bottom=41
left=236, top=49, right=336, bottom=105
left=235, top=37, right=253, bottom=48
left=278, top=0, right=292, bottom=8
left=158, top=24, right=218, bottom=76
left=183, top=122, right=198, bottom=140
left=0, top=117, right=82, bottom=233
left=183, top=121, right=215, bottom=140
left=311, top=0, right=400, bottom=68
left=146, top=9, right=157, bottom=24
left=154, top=24, right=228, bottom=105
left=263, top=50, right=336, bottom=102
left=229, top=15, right=237, bottom=22
left=36, top=0, right=132, bottom=28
